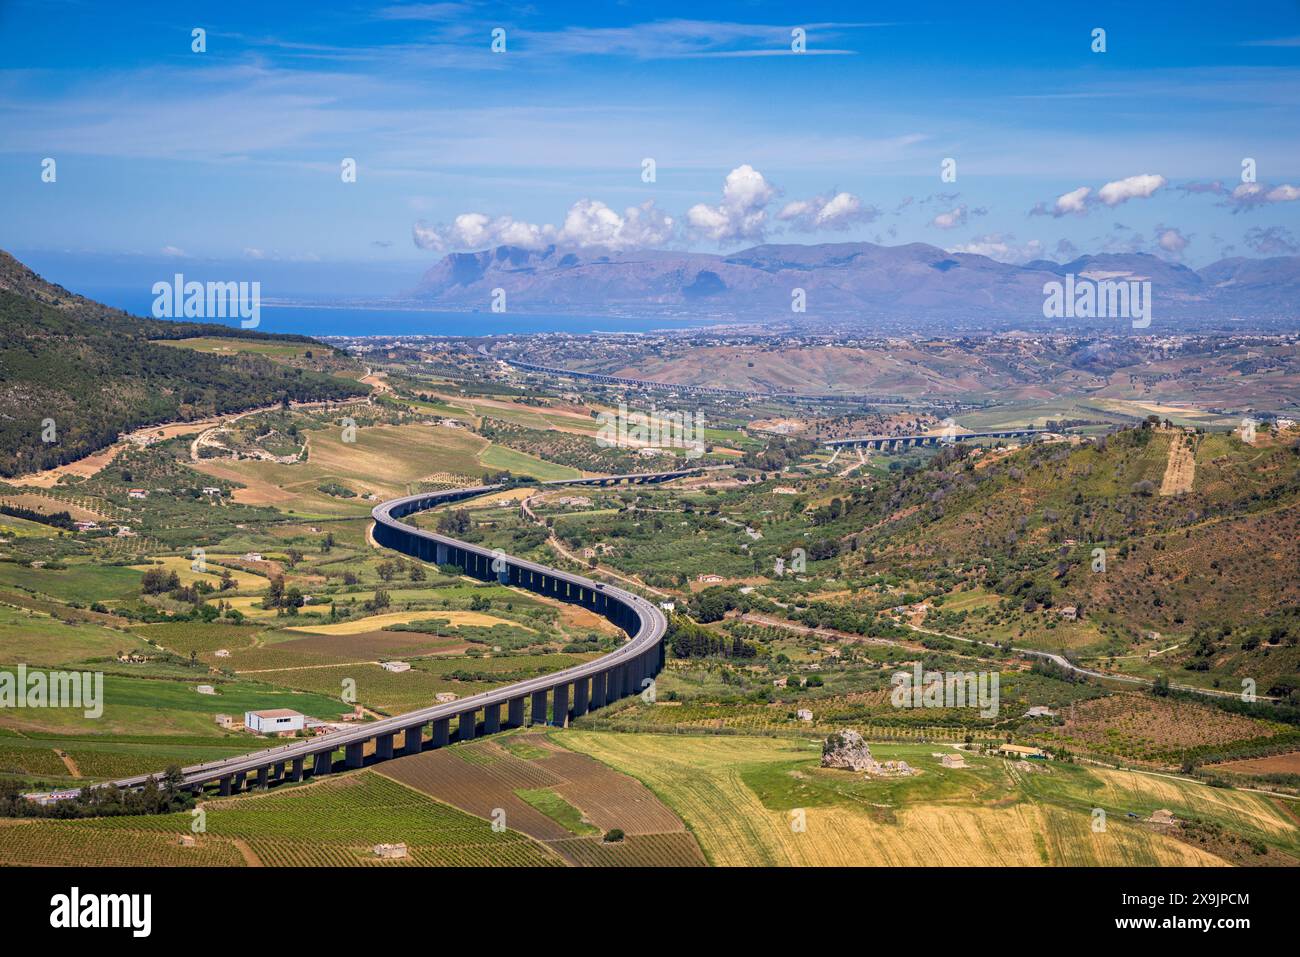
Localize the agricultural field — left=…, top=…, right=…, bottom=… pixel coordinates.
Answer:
left=376, top=731, right=705, bottom=865
left=561, top=731, right=1298, bottom=866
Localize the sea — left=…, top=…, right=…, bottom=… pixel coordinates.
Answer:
left=82, top=288, right=713, bottom=339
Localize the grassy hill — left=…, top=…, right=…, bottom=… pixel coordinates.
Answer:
left=0, top=251, right=367, bottom=477
left=829, top=423, right=1300, bottom=692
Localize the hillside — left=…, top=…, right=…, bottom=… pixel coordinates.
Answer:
left=0, top=251, right=367, bottom=477
left=834, top=423, right=1300, bottom=691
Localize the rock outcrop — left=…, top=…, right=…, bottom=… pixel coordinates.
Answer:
left=821, top=729, right=875, bottom=771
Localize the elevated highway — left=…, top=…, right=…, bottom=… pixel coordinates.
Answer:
left=823, top=428, right=1048, bottom=450
left=104, top=482, right=669, bottom=796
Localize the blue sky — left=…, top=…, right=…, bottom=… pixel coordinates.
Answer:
left=2, top=0, right=1298, bottom=296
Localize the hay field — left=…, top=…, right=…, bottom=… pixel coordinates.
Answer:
left=561, top=731, right=1271, bottom=866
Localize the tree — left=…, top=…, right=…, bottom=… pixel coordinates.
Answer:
left=409, top=563, right=426, bottom=582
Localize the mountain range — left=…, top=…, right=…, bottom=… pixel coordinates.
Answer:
left=412, top=242, right=1300, bottom=328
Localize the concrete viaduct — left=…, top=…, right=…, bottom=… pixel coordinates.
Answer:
left=823, top=428, right=1047, bottom=451
left=105, top=482, right=669, bottom=797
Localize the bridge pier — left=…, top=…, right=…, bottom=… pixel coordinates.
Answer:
left=233, top=771, right=246, bottom=793
left=345, top=741, right=365, bottom=769
left=552, top=683, right=570, bottom=727
left=572, top=677, right=589, bottom=717
left=590, top=669, right=607, bottom=709
left=483, top=703, right=501, bottom=734
left=272, top=761, right=285, bottom=781
left=404, top=724, right=424, bottom=755
left=376, top=732, right=394, bottom=760
left=255, top=766, right=269, bottom=789
left=530, top=689, right=548, bottom=726
left=458, top=709, right=477, bottom=741
left=506, top=696, right=525, bottom=728
left=218, top=775, right=233, bottom=797
left=313, top=750, right=333, bottom=776
left=432, top=717, right=450, bottom=747
left=289, top=757, right=304, bottom=782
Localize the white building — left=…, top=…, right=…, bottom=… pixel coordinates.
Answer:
left=245, top=708, right=305, bottom=735
left=195, top=684, right=216, bottom=695
left=796, top=708, right=814, bottom=722
left=381, top=661, right=411, bottom=673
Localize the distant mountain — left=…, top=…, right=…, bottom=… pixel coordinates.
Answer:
left=411, top=241, right=1300, bottom=326
left=0, top=251, right=366, bottom=478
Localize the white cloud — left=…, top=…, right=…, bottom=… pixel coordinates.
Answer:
left=1266, top=184, right=1300, bottom=202
left=947, top=233, right=1045, bottom=264
left=778, top=191, right=877, bottom=231
left=160, top=245, right=187, bottom=258
left=1156, top=226, right=1190, bottom=255
left=929, top=205, right=969, bottom=230
left=560, top=199, right=674, bottom=249
left=1032, top=185, right=1091, bottom=217
left=1097, top=173, right=1166, bottom=207
left=686, top=164, right=777, bottom=243
left=413, top=199, right=674, bottom=252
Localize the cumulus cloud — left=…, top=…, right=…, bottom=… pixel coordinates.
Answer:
left=928, top=204, right=986, bottom=230
left=946, top=233, right=1045, bottom=264
left=685, top=164, right=777, bottom=243
left=1030, top=186, right=1092, bottom=218
left=412, top=200, right=674, bottom=252
left=778, top=191, right=878, bottom=231
left=1098, top=173, right=1166, bottom=207
left=412, top=164, right=885, bottom=253
left=1030, top=174, right=1165, bottom=218
left=1155, top=225, right=1190, bottom=256
left=1180, top=180, right=1300, bottom=212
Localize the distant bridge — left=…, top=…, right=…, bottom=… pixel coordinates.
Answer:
left=487, top=353, right=906, bottom=404
left=824, top=428, right=1048, bottom=450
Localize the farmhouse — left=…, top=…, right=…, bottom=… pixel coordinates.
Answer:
left=195, top=684, right=216, bottom=695
left=796, top=708, right=814, bottom=722
left=381, top=661, right=411, bottom=673
left=998, top=744, right=1049, bottom=760
left=128, top=489, right=148, bottom=499
left=373, top=842, right=408, bottom=859
left=245, top=708, right=305, bottom=735
left=435, top=692, right=459, bottom=703
left=1149, top=809, right=1177, bottom=826
left=213, top=714, right=234, bottom=729
left=243, top=552, right=263, bottom=562
left=201, top=487, right=222, bottom=496
left=1024, top=706, right=1057, bottom=718
left=696, top=574, right=724, bottom=584
left=941, top=754, right=967, bottom=768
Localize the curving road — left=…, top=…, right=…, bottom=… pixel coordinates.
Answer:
left=104, top=481, right=671, bottom=794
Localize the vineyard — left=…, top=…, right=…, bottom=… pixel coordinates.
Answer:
left=376, top=733, right=705, bottom=865
left=0, top=819, right=245, bottom=866
left=72, top=771, right=561, bottom=866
